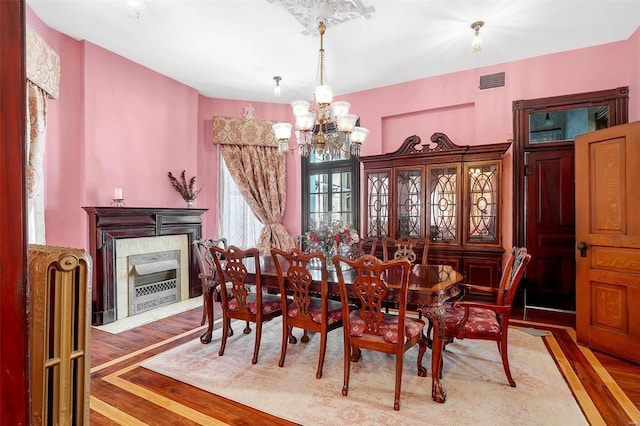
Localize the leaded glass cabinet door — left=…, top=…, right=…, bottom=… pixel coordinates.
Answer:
left=365, top=169, right=389, bottom=237
left=464, top=160, right=501, bottom=244
left=395, top=167, right=423, bottom=238
left=428, top=164, right=461, bottom=243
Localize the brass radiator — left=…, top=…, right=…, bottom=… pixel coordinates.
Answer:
left=29, top=245, right=92, bottom=425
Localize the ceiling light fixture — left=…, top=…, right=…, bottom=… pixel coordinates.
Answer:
left=471, top=20, right=484, bottom=52
left=127, top=0, right=140, bottom=19
left=544, top=112, right=554, bottom=127
left=272, top=20, right=369, bottom=158
left=273, top=76, right=282, bottom=99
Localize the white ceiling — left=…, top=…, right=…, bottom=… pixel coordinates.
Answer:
left=26, top=0, right=640, bottom=104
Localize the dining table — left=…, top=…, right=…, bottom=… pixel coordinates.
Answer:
left=202, top=255, right=463, bottom=403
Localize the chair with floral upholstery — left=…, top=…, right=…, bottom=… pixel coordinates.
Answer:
left=193, top=237, right=229, bottom=344
left=440, top=246, right=531, bottom=387
left=211, top=245, right=284, bottom=364
left=332, top=254, right=428, bottom=411
left=271, top=247, right=351, bottom=378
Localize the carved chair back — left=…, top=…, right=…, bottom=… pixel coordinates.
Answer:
left=345, top=237, right=379, bottom=260
left=332, top=253, right=428, bottom=410
left=271, top=247, right=345, bottom=378
left=211, top=244, right=283, bottom=364
left=382, top=237, right=429, bottom=265
left=192, top=237, right=228, bottom=331
left=443, top=246, right=531, bottom=387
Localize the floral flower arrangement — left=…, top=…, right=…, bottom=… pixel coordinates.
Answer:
left=304, top=221, right=359, bottom=256
left=168, top=170, right=202, bottom=202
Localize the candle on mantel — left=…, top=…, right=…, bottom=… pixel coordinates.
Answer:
left=114, top=188, right=123, bottom=199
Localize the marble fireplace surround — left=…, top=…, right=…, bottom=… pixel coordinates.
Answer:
left=83, top=207, right=207, bottom=326
left=116, top=235, right=187, bottom=321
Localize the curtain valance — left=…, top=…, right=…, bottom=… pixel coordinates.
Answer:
left=26, top=24, right=60, bottom=100
left=212, top=106, right=277, bottom=147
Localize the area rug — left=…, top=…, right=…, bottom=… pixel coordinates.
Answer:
left=142, top=318, right=587, bottom=425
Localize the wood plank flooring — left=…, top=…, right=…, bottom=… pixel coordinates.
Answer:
left=89, top=304, right=640, bottom=425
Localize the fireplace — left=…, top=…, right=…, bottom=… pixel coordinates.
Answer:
left=84, top=207, right=207, bottom=325
left=116, top=237, right=188, bottom=320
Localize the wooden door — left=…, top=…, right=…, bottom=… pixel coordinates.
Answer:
left=575, top=121, right=640, bottom=363
left=524, top=149, right=576, bottom=310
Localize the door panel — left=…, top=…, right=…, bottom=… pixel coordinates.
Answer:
left=575, top=121, right=640, bottom=364
left=524, top=149, right=576, bottom=310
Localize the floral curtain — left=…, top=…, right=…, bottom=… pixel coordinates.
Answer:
left=212, top=105, right=294, bottom=253
left=25, top=24, right=60, bottom=244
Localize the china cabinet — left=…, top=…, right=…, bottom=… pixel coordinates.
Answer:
left=360, top=133, right=511, bottom=288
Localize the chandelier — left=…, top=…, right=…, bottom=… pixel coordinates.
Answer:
left=272, top=21, right=369, bottom=158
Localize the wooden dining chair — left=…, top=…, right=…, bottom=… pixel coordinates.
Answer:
left=381, top=237, right=429, bottom=316
left=211, top=245, right=284, bottom=364
left=193, top=237, right=229, bottom=344
left=332, top=254, right=428, bottom=411
left=271, top=247, right=349, bottom=378
left=345, top=236, right=378, bottom=260
left=382, top=237, right=429, bottom=265
left=440, top=246, right=531, bottom=387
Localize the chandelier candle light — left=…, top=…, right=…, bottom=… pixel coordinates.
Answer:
left=272, top=21, right=369, bottom=158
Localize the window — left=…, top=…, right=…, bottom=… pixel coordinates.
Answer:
left=219, top=155, right=262, bottom=248
left=302, top=150, right=360, bottom=232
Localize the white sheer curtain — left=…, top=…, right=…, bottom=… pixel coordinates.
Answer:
left=26, top=82, right=48, bottom=244
left=219, top=154, right=262, bottom=249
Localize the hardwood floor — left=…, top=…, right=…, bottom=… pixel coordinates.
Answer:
left=89, top=304, right=640, bottom=425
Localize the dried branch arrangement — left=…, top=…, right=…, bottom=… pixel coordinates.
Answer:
left=168, top=170, right=202, bottom=201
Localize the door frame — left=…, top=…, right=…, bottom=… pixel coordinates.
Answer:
left=0, top=0, right=29, bottom=423
left=512, top=88, right=629, bottom=308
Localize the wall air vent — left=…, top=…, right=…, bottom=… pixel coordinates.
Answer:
left=479, top=72, right=506, bottom=90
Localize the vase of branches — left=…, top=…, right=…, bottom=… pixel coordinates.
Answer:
left=168, top=170, right=202, bottom=207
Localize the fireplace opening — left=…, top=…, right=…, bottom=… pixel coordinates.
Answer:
left=128, top=250, right=181, bottom=316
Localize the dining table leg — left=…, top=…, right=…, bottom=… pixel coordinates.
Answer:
left=420, top=305, right=447, bottom=403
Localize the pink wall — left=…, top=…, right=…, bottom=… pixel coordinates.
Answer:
left=345, top=38, right=637, bottom=250
left=83, top=42, right=199, bottom=211
left=27, top=8, right=86, bottom=248
left=28, top=6, right=639, bottom=256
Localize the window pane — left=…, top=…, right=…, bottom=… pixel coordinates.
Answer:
left=303, top=152, right=359, bottom=234
left=529, top=106, right=609, bottom=143
left=219, top=157, right=262, bottom=248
